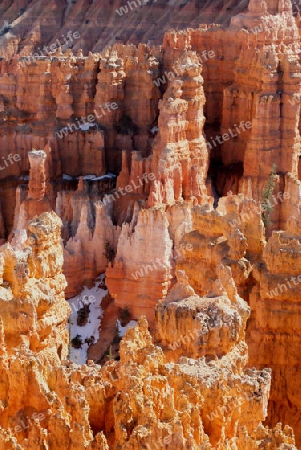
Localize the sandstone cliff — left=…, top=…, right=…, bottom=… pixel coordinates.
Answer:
left=0, top=0, right=248, bottom=60
left=0, top=212, right=297, bottom=448
left=0, top=0, right=301, bottom=447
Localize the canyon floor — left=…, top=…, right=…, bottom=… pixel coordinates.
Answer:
left=0, top=0, right=300, bottom=448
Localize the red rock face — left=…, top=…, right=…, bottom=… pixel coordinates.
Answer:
left=28, top=150, right=47, bottom=201
left=0, top=0, right=301, bottom=447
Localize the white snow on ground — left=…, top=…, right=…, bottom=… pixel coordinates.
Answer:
left=62, top=174, right=76, bottom=181
left=91, top=173, right=117, bottom=181
left=82, top=174, right=97, bottom=180
left=62, top=173, right=117, bottom=182
left=150, top=126, right=159, bottom=135
left=68, top=274, right=107, bottom=364
left=79, top=122, right=96, bottom=131
left=117, top=319, right=137, bottom=338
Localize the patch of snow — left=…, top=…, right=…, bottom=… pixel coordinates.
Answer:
left=116, top=319, right=137, bottom=338
left=82, top=174, right=97, bottom=180
left=68, top=274, right=107, bottom=364
left=62, top=174, right=76, bottom=181
left=90, top=173, right=117, bottom=181
left=63, top=173, right=117, bottom=182
left=150, top=126, right=159, bottom=135
left=79, top=122, right=96, bottom=131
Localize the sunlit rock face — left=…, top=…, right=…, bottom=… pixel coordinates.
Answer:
left=0, top=244, right=296, bottom=450
left=0, top=0, right=301, bottom=447
left=0, top=211, right=69, bottom=354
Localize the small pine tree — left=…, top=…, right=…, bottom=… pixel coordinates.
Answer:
left=103, top=241, right=116, bottom=263
left=71, top=334, right=82, bottom=349
left=261, top=163, right=277, bottom=229
left=120, top=306, right=131, bottom=325
left=106, top=345, right=115, bottom=361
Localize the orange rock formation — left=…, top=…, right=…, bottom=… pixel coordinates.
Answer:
left=0, top=0, right=301, bottom=447
left=0, top=213, right=297, bottom=447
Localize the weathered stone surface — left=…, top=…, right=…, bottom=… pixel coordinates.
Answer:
left=0, top=0, right=248, bottom=60
left=0, top=225, right=296, bottom=450
left=0, top=0, right=301, bottom=447
left=0, top=212, right=69, bottom=354
left=106, top=208, right=174, bottom=322
left=63, top=200, right=120, bottom=298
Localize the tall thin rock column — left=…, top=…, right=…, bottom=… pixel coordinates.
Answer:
left=28, top=150, right=47, bottom=201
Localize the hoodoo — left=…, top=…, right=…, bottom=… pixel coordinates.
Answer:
left=0, top=0, right=300, bottom=448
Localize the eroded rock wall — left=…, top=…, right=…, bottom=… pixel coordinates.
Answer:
left=0, top=212, right=296, bottom=448
left=0, top=0, right=301, bottom=446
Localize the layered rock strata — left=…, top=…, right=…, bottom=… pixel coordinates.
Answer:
left=0, top=0, right=301, bottom=445
left=0, top=0, right=248, bottom=60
